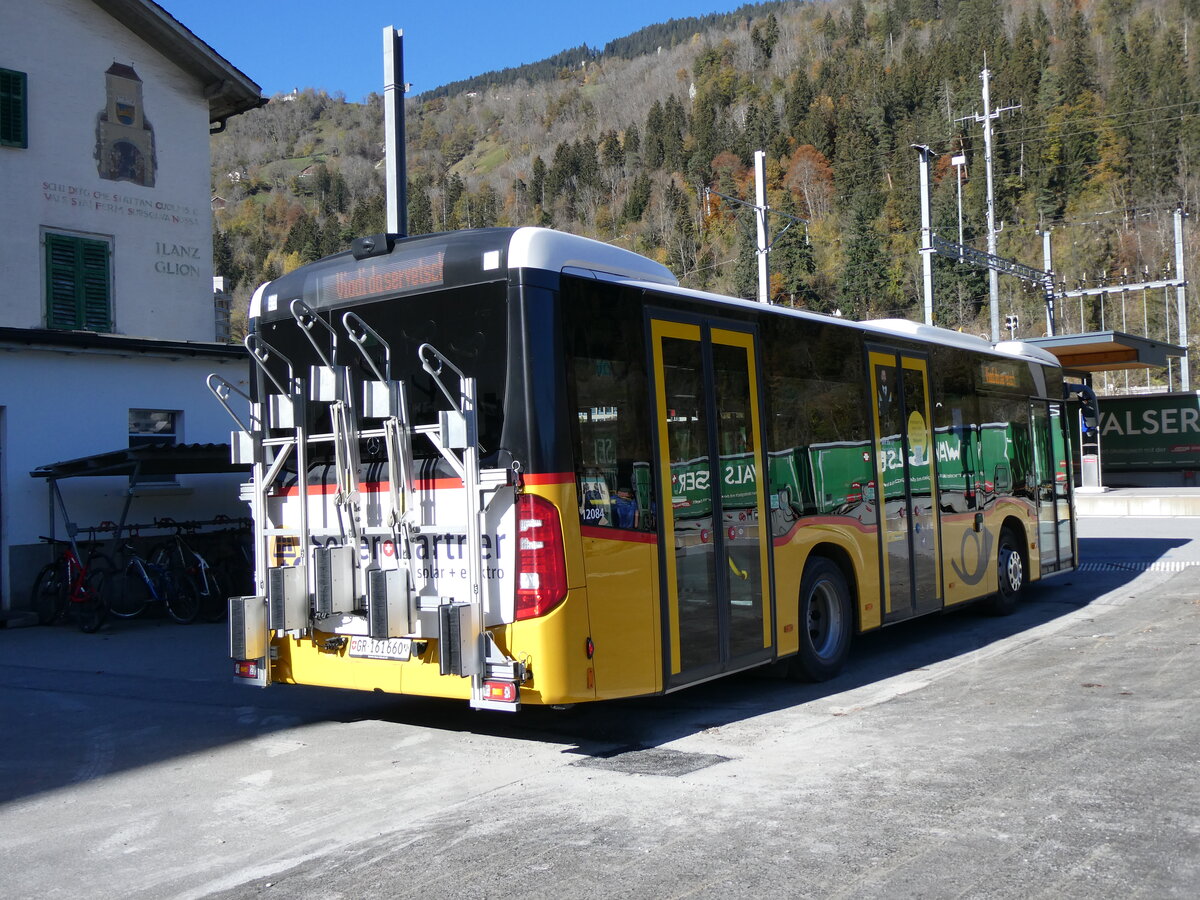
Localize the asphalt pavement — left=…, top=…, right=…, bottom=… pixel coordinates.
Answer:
left=0, top=515, right=1197, bottom=899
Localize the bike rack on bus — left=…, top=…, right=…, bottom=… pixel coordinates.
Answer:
left=221, top=308, right=524, bottom=708
left=343, top=312, right=421, bottom=614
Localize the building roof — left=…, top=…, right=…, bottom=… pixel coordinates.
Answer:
left=0, top=327, right=246, bottom=360
left=92, top=0, right=263, bottom=126
left=30, top=442, right=247, bottom=480
left=105, top=62, right=141, bottom=81
left=1025, top=331, right=1186, bottom=374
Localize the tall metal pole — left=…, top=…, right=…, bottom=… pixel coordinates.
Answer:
left=981, top=68, right=1001, bottom=343
left=383, top=26, right=408, bottom=237
left=1043, top=228, right=1054, bottom=336
left=1175, top=206, right=1190, bottom=389
left=913, top=144, right=934, bottom=325
left=953, top=154, right=965, bottom=248
left=959, top=66, right=1018, bottom=343
left=754, top=150, right=769, bottom=303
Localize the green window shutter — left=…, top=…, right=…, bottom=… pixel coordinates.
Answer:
left=45, top=233, right=111, bottom=331
left=79, top=239, right=112, bottom=331
left=0, top=68, right=27, bottom=148
left=46, top=233, right=81, bottom=328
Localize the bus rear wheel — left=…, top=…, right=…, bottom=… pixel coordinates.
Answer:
left=789, top=557, right=852, bottom=682
left=986, top=527, right=1025, bottom=616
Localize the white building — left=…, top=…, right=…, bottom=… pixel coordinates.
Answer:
left=0, top=0, right=262, bottom=612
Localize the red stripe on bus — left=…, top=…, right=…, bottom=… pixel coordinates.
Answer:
left=580, top=525, right=658, bottom=544
left=521, top=472, right=575, bottom=485
left=274, top=473, right=575, bottom=497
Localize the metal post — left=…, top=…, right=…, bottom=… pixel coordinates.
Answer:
left=754, top=150, right=769, bottom=304
left=953, top=154, right=966, bottom=249
left=1174, top=206, right=1189, bottom=389
left=957, top=67, right=1018, bottom=342
left=383, top=27, right=408, bottom=237
left=913, top=144, right=934, bottom=325
left=1043, top=229, right=1054, bottom=336
left=981, top=68, right=1000, bottom=343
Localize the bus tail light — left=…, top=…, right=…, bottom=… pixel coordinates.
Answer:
left=483, top=680, right=519, bottom=703
left=234, top=660, right=258, bottom=679
left=515, top=494, right=567, bottom=620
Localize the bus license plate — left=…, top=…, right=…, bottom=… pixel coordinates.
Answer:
left=348, top=636, right=412, bottom=661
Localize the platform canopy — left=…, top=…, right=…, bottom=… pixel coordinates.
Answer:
left=30, top=442, right=246, bottom=480
left=1025, top=331, right=1186, bottom=374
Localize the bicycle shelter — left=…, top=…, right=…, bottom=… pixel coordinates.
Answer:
left=30, top=442, right=249, bottom=557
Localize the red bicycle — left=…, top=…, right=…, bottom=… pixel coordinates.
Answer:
left=30, top=536, right=114, bottom=633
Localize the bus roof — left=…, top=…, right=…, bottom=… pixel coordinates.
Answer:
left=247, top=227, right=1058, bottom=370
left=609, top=278, right=1062, bottom=369
left=509, top=228, right=677, bottom=285
left=250, top=227, right=676, bottom=320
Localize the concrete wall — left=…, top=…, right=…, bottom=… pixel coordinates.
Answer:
left=0, top=0, right=216, bottom=341
left=0, top=348, right=252, bottom=609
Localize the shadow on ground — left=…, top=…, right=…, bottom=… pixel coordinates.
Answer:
left=0, top=535, right=1174, bottom=805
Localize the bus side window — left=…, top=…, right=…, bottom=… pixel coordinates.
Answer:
left=562, top=276, right=654, bottom=532
left=762, top=320, right=872, bottom=532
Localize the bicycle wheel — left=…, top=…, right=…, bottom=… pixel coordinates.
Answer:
left=197, top=564, right=229, bottom=623
left=31, top=562, right=67, bottom=626
left=162, top=569, right=201, bottom=624
left=105, top=567, right=150, bottom=618
left=86, top=552, right=117, bottom=590
left=73, top=569, right=109, bottom=633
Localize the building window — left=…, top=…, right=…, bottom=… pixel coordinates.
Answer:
left=0, top=68, right=26, bottom=148
left=129, top=409, right=179, bottom=484
left=45, top=232, right=112, bottom=332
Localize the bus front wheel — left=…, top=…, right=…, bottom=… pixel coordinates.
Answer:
left=789, top=557, right=852, bottom=682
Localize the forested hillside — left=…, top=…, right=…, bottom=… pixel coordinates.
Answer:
left=211, top=0, right=1200, bottom=363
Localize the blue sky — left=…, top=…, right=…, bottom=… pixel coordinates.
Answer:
left=160, top=1, right=759, bottom=101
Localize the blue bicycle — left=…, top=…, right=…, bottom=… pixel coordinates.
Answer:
left=105, top=543, right=201, bottom=624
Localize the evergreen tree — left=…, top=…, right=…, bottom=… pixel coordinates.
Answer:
left=212, top=228, right=239, bottom=289
left=784, top=68, right=815, bottom=140
left=750, top=13, right=780, bottom=66
left=662, top=94, right=688, bottom=172
left=644, top=100, right=666, bottom=168
left=599, top=130, right=624, bottom=170
left=349, top=195, right=385, bottom=237
left=733, top=211, right=758, bottom=300
left=623, top=123, right=641, bottom=164
left=283, top=211, right=321, bottom=262
left=838, top=198, right=887, bottom=317
left=849, top=1, right=867, bottom=46
left=621, top=172, right=652, bottom=222
left=319, top=217, right=344, bottom=257
left=408, top=183, right=433, bottom=235
left=1059, top=9, right=1097, bottom=106
left=771, top=195, right=816, bottom=304
left=530, top=155, right=547, bottom=209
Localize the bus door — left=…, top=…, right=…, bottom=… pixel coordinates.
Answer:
left=650, top=318, right=773, bottom=688
left=1030, top=400, right=1075, bottom=572
left=867, top=349, right=941, bottom=621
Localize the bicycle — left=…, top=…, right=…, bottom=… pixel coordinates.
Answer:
left=149, top=521, right=227, bottom=622
left=105, top=543, right=201, bottom=624
left=30, top=536, right=114, bottom=633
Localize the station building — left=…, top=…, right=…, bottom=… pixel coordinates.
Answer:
left=0, top=0, right=262, bottom=612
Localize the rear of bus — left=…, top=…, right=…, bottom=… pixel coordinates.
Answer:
left=227, top=227, right=674, bottom=709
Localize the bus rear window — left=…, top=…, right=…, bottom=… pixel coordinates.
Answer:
left=257, top=281, right=508, bottom=469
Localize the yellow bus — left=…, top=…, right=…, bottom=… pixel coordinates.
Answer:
left=220, top=227, right=1077, bottom=711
